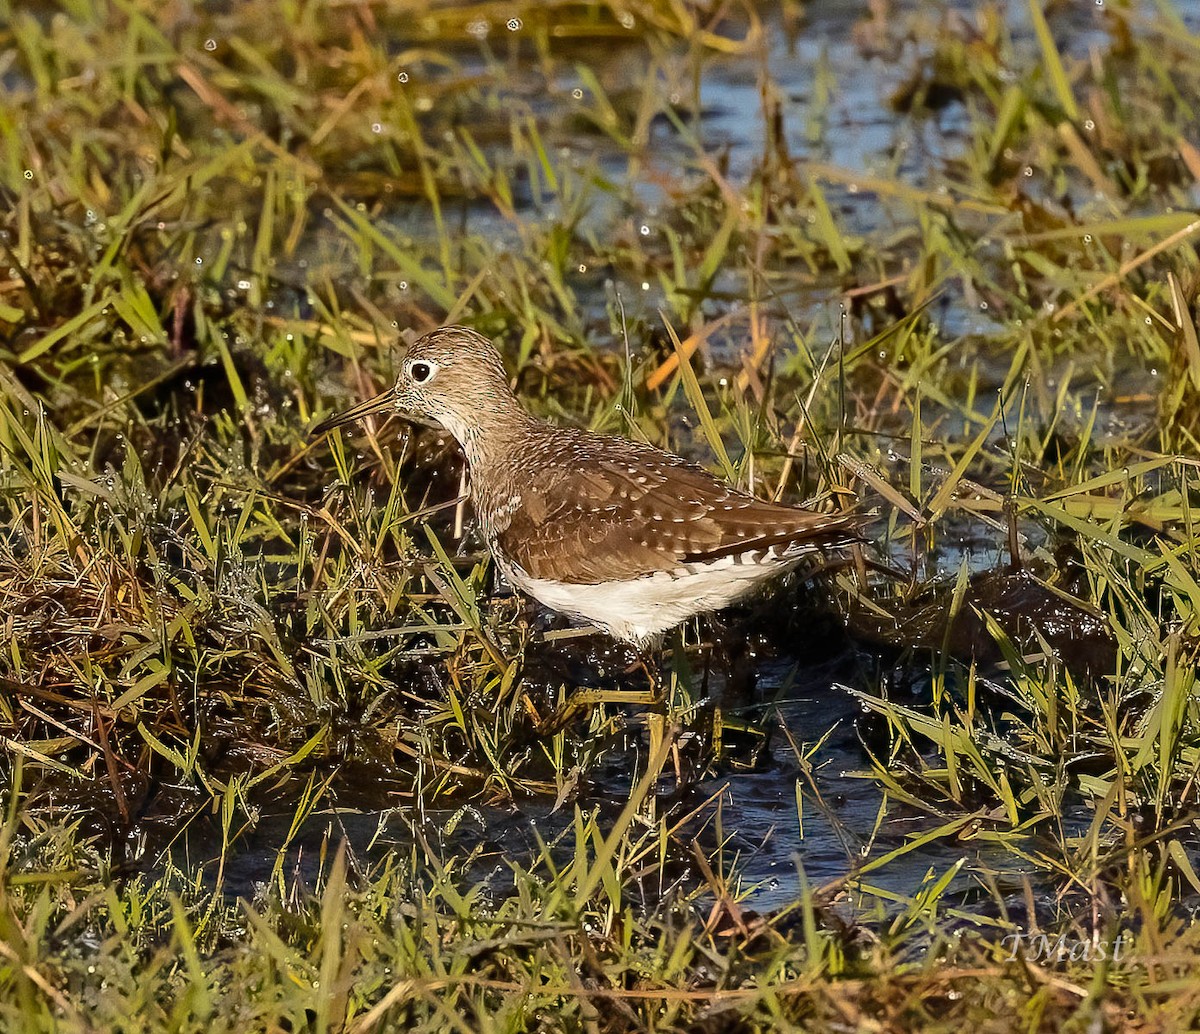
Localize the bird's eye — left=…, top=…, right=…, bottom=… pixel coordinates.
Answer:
left=410, top=361, right=434, bottom=384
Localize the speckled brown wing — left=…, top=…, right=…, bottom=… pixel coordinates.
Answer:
left=494, top=437, right=857, bottom=585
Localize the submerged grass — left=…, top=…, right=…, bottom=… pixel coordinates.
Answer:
left=3, top=0, right=1200, bottom=1029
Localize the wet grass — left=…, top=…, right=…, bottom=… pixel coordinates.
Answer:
left=4, top=0, right=1200, bottom=1029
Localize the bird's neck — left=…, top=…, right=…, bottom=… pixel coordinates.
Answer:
left=444, top=399, right=541, bottom=514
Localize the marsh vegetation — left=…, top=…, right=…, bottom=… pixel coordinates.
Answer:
left=3, top=0, right=1200, bottom=1029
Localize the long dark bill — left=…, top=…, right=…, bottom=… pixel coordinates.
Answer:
left=310, top=386, right=398, bottom=437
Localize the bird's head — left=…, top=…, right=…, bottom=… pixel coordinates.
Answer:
left=311, top=326, right=519, bottom=447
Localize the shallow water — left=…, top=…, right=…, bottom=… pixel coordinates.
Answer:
left=192, top=654, right=1049, bottom=924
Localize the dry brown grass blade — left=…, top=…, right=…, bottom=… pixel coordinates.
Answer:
left=1053, top=218, right=1200, bottom=322
left=838, top=453, right=924, bottom=524
left=176, top=63, right=321, bottom=178
left=644, top=308, right=744, bottom=392
left=1169, top=271, right=1200, bottom=391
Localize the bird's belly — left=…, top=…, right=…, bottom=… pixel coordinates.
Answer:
left=508, top=553, right=799, bottom=644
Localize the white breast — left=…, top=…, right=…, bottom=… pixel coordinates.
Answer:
left=502, top=550, right=810, bottom=646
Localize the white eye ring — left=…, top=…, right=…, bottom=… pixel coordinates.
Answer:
left=407, top=359, right=438, bottom=384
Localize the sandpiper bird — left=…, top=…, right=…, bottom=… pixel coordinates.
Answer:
left=312, top=326, right=860, bottom=647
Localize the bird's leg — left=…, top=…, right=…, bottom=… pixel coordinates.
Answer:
left=661, top=625, right=703, bottom=724
left=626, top=648, right=662, bottom=700
left=659, top=627, right=696, bottom=785
left=535, top=630, right=657, bottom=735
left=706, top=612, right=758, bottom=708
left=703, top=612, right=769, bottom=769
